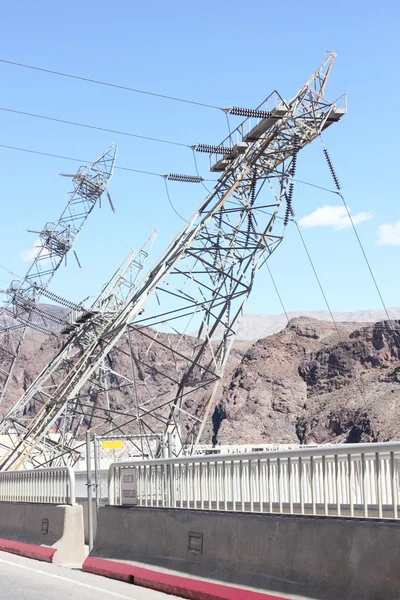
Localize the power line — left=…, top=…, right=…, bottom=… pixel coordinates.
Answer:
left=294, top=220, right=342, bottom=341
left=0, top=143, right=213, bottom=179
left=293, top=218, right=379, bottom=435
left=0, top=58, right=221, bottom=110
left=191, top=147, right=211, bottom=194
left=321, top=138, right=392, bottom=326
left=0, top=264, right=23, bottom=280
left=293, top=178, right=338, bottom=194
left=163, top=179, right=188, bottom=222
left=266, top=262, right=290, bottom=324
left=0, top=106, right=189, bottom=148
left=0, top=111, right=338, bottom=195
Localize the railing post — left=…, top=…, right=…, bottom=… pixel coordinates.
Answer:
left=310, top=456, right=316, bottom=516
left=288, top=457, right=293, bottom=515
left=200, top=461, right=204, bottom=510
left=361, top=452, right=368, bottom=518
left=249, top=459, right=253, bottom=513
left=223, top=461, right=227, bottom=511
left=299, top=457, right=304, bottom=515
left=93, top=434, right=100, bottom=510
left=186, top=463, right=190, bottom=508
left=66, top=467, right=76, bottom=505
left=267, top=458, right=272, bottom=514
left=277, top=458, right=282, bottom=514
left=375, top=452, right=382, bottom=519
left=322, top=455, right=328, bottom=516
left=108, top=464, right=115, bottom=505
left=167, top=432, right=175, bottom=508
left=230, top=460, right=235, bottom=511
left=390, top=451, right=398, bottom=520
left=335, top=455, right=341, bottom=517
left=86, top=431, right=94, bottom=551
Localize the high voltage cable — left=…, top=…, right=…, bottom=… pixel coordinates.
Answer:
left=0, top=108, right=345, bottom=192
left=266, top=262, right=290, bottom=324
left=163, top=179, right=188, bottom=223
left=191, top=147, right=211, bottom=194
left=0, top=116, right=338, bottom=194
left=0, top=143, right=217, bottom=180
left=293, top=218, right=380, bottom=434
left=294, top=220, right=343, bottom=342
left=0, top=58, right=221, bottom=110
left=0, top=105, right=336, bottom=191
left=0, top=106, right=189, bottom=148
left=320, top=137, right=393, bottom=326
left=0, top=141, right=343, bottom=194
left=259, top=218, right=384, bottom=437
left=293, top=179, right=338, bottom=195
left=0, top=143, right=160, bottom=176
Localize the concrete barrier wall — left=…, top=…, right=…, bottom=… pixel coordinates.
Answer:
left=0, top=502, right=85, bottom=567
left=77, top=497, right=97, bottom=544
left=91, top=506, right=400, bottom=600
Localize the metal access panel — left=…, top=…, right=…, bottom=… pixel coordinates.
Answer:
left=41, top=518, right=49, bottom=535
left=188, top=532, right=203, bottom=554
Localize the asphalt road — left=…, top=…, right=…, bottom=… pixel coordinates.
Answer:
left=0, top=551, right=179, bottom=600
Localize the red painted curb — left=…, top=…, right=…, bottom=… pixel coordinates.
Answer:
left=0, top=537, right=55, bottom=562
left=83, top=556, right=289, bottom=600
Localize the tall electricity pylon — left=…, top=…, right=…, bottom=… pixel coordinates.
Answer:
left=0, top=144, right=117, bottom=409
left=0, top=54, right=346, bottom=469
left=0, top=231, right=156, bottom=468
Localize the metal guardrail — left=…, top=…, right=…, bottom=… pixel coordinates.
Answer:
left=0, top=467, right=76, bottom=505
left=108, top=442, right=400, bottom=520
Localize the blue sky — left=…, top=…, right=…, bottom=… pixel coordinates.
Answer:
left=0, top=0, right=399, bottom=316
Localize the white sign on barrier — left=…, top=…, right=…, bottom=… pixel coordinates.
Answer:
left=121, top=468, right=138, bottom=505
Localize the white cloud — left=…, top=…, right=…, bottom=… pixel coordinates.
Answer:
left=376, top=220, right=400, bottom=245
left=298, top=205, right=373, bottom=231
left=20, top=239, right=43, bottom=262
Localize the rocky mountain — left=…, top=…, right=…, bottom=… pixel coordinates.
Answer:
left=0, top=304, right=69, bottom=334
left=1, top=307, right=399, bottom=447
left=0, top=333, right=65, bottom=416
left=213, top=317, right=400, bottom=446
left=221, top=308, right=400, bottom=340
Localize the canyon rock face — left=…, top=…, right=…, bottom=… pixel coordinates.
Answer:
left=1, top=313, right=399, bottom=447
left=213, top=318, right=400, bottom=446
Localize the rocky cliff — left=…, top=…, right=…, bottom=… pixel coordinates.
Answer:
left=214, top=318, right=400, bottom=445
left=1, top=314, right=399, bottom=446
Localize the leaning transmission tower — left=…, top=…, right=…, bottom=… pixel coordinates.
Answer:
left=0, top=53, right=346, bottom=469
left=0, top=231, right=156, bottom=469
left=0, top=144, right=117, bottom=409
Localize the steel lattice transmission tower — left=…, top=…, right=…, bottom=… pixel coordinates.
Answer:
left=0, top=54, right=346, bottom=469
left=0, top=231, right=156, bottom=468
left=0, top=144, right=117, bottom=409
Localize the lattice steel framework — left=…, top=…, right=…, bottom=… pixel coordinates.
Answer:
left=0, top=54, right=346, bottom=469
left=0, top=144, right=117, bottom=408
left=0, top=232, right=156, bottom=468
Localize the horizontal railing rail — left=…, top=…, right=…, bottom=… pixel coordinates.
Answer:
left=108, top=442, right=400, bottom=520
left=0, top=466, right=76, bottom=505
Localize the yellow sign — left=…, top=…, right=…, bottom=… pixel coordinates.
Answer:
left=102, top=440, right=124, bottom=449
